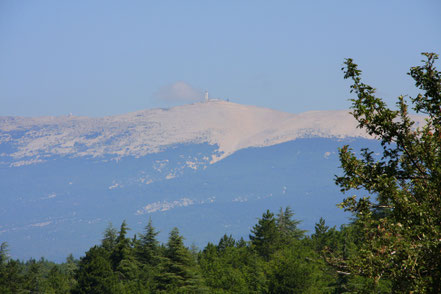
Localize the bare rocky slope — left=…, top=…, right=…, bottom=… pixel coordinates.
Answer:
left=2, top=100, right=425, bottom=166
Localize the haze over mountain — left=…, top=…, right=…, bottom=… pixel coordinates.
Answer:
left=0, top=101, right=426, bottom=261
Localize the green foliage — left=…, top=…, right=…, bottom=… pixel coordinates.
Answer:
left=0, top=210, right=366, bottom=293
left=136, top=217, right=160, bottom=267
left=267, top=241, right=330, bottom=294
left=276, top=206, right=306, bottom=243
left=249, top=210, right=280, bottom=260
left=0, top=259, right=24, bottom=294
left=199, top=240, right=267, bottom=293
left=0, top=242, right=8, bottom=265
left=337, top=52, right=441, bottom=293
left=47, top=265, right=71, bottom=294
left=101, top=222, right=118, bottom=252
left=155, top=227, right=203, bottom=293
left=73, top=246, right=121, bottom=294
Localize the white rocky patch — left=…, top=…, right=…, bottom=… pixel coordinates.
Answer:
left=30, top=221, right=52, bottom=227
left=136, top=198, right=195, bottom=215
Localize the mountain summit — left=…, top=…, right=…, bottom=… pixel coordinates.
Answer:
left=2, top=100, right=410, bottom=166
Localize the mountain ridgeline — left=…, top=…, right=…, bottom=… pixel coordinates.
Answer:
left=0, top=101, right=422, bottom=261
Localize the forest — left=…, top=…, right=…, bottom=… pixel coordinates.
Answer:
left=0, top=208, right=392, bottom=293
left=1, top=53, right=440, bottom=293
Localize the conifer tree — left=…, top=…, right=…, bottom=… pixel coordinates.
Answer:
left=73, top=246, right=121, bottom=294
left=217, top=234, right=236, bottom=252
left=136, top=217, right=160, bottom=266
left=0, top=259, right=24, bottom=293
left=47, top=265, right=71, bottom=294
left=101, top=223, right=118, bottom=253
left=249, top=210, right=279, bottom=260
left=276, top=206, right=305, bottom=242
left=155, top=227, right=201, bottom=293
left=23, top=259, right=43, bottom=293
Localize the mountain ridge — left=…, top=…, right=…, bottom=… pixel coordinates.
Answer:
left=0, top=100, right=425, bottom=166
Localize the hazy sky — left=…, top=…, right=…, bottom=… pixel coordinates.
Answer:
left=1, top=0, right=440, bottom=117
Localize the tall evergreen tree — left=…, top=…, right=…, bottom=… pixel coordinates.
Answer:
left=101, top=223, right=118, bottom=253
left=73, top=246, right=121, bottom=294
left=217, top=234, right=236, bottom=252
left=0, top=242, right=8, bottom=266
left=136, top=217, right=160, bottom=266
left=249, top=210, right=279, bottom=260
left=155, top=227, right=201, bottom=293
left=110, top=220, right=131, bottom=271
left=47, top=265, right=71, bottom=294
left=0, top=260, right=24, bottom=293
left=23, top=259, right=43, bottom=293
left=276, top=206, right=305, bottom=242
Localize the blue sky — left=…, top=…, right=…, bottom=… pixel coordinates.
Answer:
left=1, top=0, right=440, bottom=117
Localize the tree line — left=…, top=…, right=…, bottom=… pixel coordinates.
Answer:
left=0, top=208, right=390, bottom=293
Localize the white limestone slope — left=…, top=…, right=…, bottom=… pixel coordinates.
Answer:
left=0, top=100, right=426, bottom=165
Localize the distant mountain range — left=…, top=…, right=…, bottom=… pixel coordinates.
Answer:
left=0, top=101, right=425, bottom=261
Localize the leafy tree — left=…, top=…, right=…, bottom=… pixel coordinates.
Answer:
left=336, top=52, right=441, bottom=292
left=267, top=242, right=330, bottom=294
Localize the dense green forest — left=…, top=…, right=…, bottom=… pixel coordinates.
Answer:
left=1, top=53, right=440, bottom=293
left=0, top=209, right=391, bottom=293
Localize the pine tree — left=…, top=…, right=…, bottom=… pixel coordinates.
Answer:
left=155, top=227, right=201, bottom=293
left=0, top=242, right=8, bottom=266
left=47, top=265, right=71, bottom=294
left=249, top=210, right=279, bottom=260
left=311, top=217, right=338, bottom=252
left=0, top=259, right=24, bottom=293
left=101, top=223, right=118, bottom=253
left=136, top=217, right=160, bottom=266
left=23, top=258, right=43, bottom=293
left=217, top=234, right=236, bottom=252
left=276, top=206, right=305, bottom=243
left=73, top=246, right=121, bottom=294
left=110, top=220, right=131, bottom=271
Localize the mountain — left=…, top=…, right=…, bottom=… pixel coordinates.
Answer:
left=0, top=101, right=425, bottom=261
left=1, top=100, right=382, bottom=166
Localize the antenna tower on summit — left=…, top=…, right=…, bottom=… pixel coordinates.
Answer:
left=204, top=91, right=209, bottom=102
